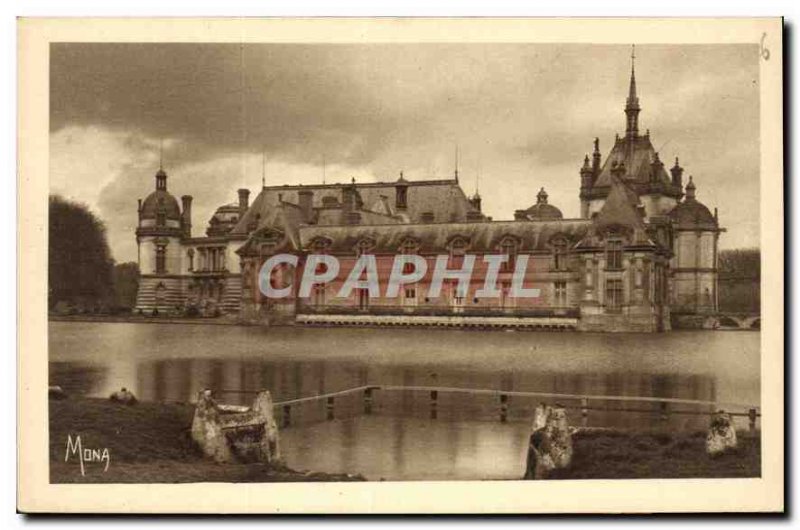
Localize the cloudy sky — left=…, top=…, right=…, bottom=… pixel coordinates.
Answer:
left=50, top=43, right=760, bottom=263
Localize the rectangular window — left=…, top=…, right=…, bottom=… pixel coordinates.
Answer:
left=554, top=281, right=568, bottom=307
left=605, top=278, right=623, bottom=311
left=449, top=281, right=465, bottom=312
left=358, top=288, right=369, bottom=310
left=500, top=281, right=513, bottom=309
left=313, top=284, right=326, bottom=308
left=606, top=240, right=623, bottom=270
left=403, top=287, right=417, bottom=307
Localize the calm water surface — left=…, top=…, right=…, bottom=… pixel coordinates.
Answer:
left=48, top=322, right=760, bottom=480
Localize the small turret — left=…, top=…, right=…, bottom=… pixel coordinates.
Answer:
left=580, top=154, right=594, bottom=190
left=537, top=187, right=549, bottom=205
left=685, top=175, right=696, bottom=201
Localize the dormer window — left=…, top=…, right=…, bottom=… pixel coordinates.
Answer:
left=356, top=238, right=375, bottom=257
left=448, top=237, right=467, bottom=268
left=311, top=237, right=331, bottom=254
left=553, top=239, right=569, bottom=271
left=498, top=237, right=518, bottom=273
left=399, top=238, right=420, bottom=274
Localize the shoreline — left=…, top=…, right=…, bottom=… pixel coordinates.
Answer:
left=49, top=397, right=760, bottom=483
left=48, top=314, right=757, bottom=332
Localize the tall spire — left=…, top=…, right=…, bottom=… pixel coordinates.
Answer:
left=625, top=44, right=640, bottom=139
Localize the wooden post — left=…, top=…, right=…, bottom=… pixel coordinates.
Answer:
left=659, top=401, right=669, bottom=422
left=326, top=396, right=335, bottom=421
left=748, top=408, right=757, bottom=433
left=364, top=388, right=373, bottom=415
left=500, top=394, right=508, bottom=423
left=430, top=390, right=438, bottom=420
left=282, top=404, right=291, bottom=428
left=581, top=398, right=588, bottom=427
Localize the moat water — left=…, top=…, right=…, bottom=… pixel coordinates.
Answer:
left=48, top=321, right=760, bottom=480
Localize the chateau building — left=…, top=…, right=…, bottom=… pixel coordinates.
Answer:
left=134, top=57, right=723, bottom=331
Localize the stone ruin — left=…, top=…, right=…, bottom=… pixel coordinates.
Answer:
left=706, top=410, right=738, bottom=457
left=524, top=403, right=573, bottom=479
left=191, top=389, right=280, bottom=464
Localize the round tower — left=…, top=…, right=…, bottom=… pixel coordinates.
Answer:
left=135, top=167, right=185, bottom=314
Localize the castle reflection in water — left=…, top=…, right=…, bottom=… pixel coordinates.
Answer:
left=52, top=355, right=719, bottom=432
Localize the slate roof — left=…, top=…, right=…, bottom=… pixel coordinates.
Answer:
left=230, top=178, right=481, bottom=235
left=297, top=219, right=591, bottom=254
left=594, top=135, right=673, bottom=188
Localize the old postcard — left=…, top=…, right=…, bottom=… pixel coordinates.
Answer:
left=18, top=17, right=783, bottom=513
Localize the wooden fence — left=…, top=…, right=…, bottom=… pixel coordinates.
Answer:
left=215, top=385, right=760, bottom=432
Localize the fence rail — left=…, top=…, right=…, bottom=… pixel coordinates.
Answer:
left=214, top=385, right=760, bottom=431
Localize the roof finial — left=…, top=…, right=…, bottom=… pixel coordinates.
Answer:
left=322, top=153, right=326, bottom=185
left=475, top=158, right=481, bottom=197
left=159, top=137, right=164, bottom=170
left=261, top=149, right=266, bottom=188
left=454, top=143, right=459, bottom=182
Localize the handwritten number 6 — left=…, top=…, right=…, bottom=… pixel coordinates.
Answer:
left=760, top=33, right=770, bottom=61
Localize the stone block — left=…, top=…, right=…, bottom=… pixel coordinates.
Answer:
left=191, top=389, right=280, bottom=464
left=524, top=403, right=573, bottom=479
left=706, top=410, right=738, bottom=457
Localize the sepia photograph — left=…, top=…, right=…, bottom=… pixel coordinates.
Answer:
left=17, top=17, right=783, bottom=513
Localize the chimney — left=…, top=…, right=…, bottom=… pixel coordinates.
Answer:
left=298, top=189, right=314, bottom=222
left=238, top=188, right=250, bottom=214
left=466, top=210, right=483, bottom=223
left=670, top=157, right=684, bottom=190
left=592, top=137, right=601, bottom=177
left=181, top=195, right=193, bottom=237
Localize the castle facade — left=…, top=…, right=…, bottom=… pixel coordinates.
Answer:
left=134, top=59, right=723, bottom=332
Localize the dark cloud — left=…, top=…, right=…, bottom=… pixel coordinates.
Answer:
left=50, top=43, right=761, bottom=261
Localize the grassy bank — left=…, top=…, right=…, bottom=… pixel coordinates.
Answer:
left=50, top=397, right=759, bottom=483
left=550, top=428, right=760, bottom=480
left=49, top=397, right=364, bottom=483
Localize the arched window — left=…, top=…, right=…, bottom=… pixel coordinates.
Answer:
left=187, top=248, right=195, bottom=271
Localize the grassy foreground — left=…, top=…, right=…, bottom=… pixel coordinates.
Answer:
left=49, top=397, right=759, bottom=483
left=49, top=397, right=364, bottom=483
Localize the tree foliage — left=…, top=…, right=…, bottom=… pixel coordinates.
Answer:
left=718, top=248, right=760, bottom=280
left=49, top=195, right=114, bottom=308
left=112, top=262, right=140, bottom=310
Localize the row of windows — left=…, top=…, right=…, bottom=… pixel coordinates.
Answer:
left=308, top=237, right=624, bottom=272
left=307, top=281, right=572, bottom=309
